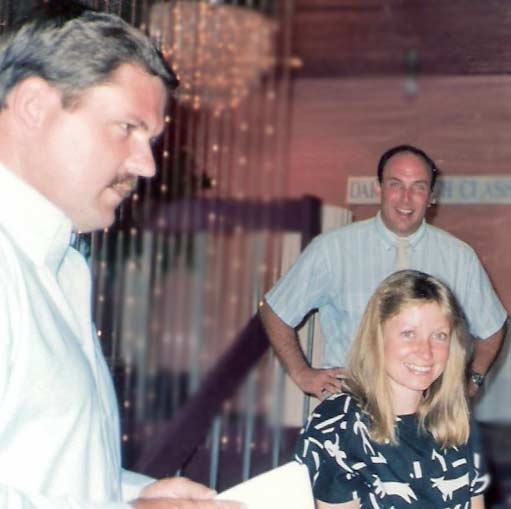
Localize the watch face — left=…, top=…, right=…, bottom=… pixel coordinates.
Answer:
left=471, top=372, right=485, bottom=386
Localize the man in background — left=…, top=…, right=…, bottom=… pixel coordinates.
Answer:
left=0, top=1, right=240, bottom=508
left=260, top=144, right=507, bottom=400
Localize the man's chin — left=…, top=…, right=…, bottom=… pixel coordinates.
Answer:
left=72, top=212, right=116, bottom=234
left=392, top=218, right=421, bottom=236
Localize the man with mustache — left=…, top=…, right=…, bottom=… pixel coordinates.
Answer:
left=0, top=1, right=240, bottom=508
left=260, top=145, right=507, bottom=401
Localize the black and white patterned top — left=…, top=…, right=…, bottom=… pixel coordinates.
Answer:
left=294, top=392, right=489, bottom=508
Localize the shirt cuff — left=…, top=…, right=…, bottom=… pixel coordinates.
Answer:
left=121, top=469, right=155, bottom=502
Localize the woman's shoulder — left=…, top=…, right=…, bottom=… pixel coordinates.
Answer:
left=310, top=391, right=364, bottom=426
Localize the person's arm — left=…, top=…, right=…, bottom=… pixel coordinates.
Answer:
left=470, top=494, right=485, bottom=509
left=316, top=499, right=360, bottom=509
left=130, top=477, right=242, bottom=508
left=460, top=248, right=508, bottom=397
left=259, top=300, right=344, bottom=399
left=467, top=320, right=507, bottom=397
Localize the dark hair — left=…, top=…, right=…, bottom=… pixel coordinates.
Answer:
left=0, top=0, right=178, bottom=109
left=377, top=144, right=438, bottom=190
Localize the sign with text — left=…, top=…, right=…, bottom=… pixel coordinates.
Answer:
left=346, top=175, right=511, bottom=205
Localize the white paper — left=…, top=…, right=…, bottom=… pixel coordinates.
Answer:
left=215, top=461, right=314, bottom=509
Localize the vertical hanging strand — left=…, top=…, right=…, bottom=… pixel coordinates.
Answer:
left=233, top=69, right=259, bottom=481
left=94, top=229, right=110, bottom=356
left=269, top=0, right=296, bottom=468
left=244, top=2, right=276, bottom=448
left=218, top=108, right=238, bottom=347
left=229, top=93, right=254, bottom=474
left=255, top=15, right=279, bottom=458
left=224, top=97, right=246, bottom=428
left=259, top=0, right=284, bottom=460
left=184, top=109, right=203, bottom=400
left=110, top=229, right=125, bottom=370
left=119, top=226, right=137, bottom=459
left=138, top=229, right=155, bottom=429
left=167, top=109, right=187, bottom=416
left=164, top=234, right=182, bottom=418
left=183, top=69, right=203, bottom=398
left=167, top=71, right=194, bottom=406
left=140, top=0, right=149, bottom=32
left=273, top=0, right=294, bottom=200
left=153, top=230, right=172, bottom=426
left=135, top=3, right=157, bottom=432
left=152, top=229, right=169, bottom=427
left=0, top=0, right=9, bottom=36
left=144, top=230, right=163, bottom=425
left=203, top=95, right=232, bottom=485
left=165, top=1, right=187, bottom=409
left=204, top=108, right=225, bottom=368
left=208, top=414, right=223, bottom=489
left=241, top=369, right=256, bottom=482
left=158, top=113, right=173, bottom=208
left=228, top=100, right=248, bottom=456
left=201, top=103, right=220, bottom=487
left=129, top=0, right=137, bottom=27
left=171, top=2, right=199, bottom=400
left=254, top=1, right=281, bottom=470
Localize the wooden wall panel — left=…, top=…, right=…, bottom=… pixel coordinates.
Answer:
left=293, top=0, right=511, bottom=76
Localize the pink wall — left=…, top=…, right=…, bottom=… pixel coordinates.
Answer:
left=286, top=75, right=511, bottom=312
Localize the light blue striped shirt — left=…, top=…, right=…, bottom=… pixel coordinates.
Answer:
left=265, top=213, right=507, bottom=367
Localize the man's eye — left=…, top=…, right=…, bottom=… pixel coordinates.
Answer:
left=121, top=123, right=136, bottom=133
left=402, top=330, right=414, bottom=339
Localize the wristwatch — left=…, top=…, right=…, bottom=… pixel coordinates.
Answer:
left=469, top=370, right=485, bottom=387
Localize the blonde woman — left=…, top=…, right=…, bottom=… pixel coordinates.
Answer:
left=295, top=270, right=489, bottom=508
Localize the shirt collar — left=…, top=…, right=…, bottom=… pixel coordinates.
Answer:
left=0, top=163, right=73, bottom=273
left=374, top=211, right=426, bottom=251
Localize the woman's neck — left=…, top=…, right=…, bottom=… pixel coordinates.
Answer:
left=390, top=387, right=422, bottom=416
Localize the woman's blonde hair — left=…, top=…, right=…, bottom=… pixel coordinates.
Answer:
left=344, top=270, right=471, bottom=447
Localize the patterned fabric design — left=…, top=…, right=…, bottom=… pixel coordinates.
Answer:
left=294, top=393, right=490, bottom=508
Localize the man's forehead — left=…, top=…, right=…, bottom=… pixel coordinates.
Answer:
left=83, top=64, right=167, bottom=127
left=383, top=152, right=432, bottom=181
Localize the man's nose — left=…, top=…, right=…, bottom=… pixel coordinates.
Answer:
left=127, top=139, right=157, bottom=178
left=401, top=186, right=413, bottom=202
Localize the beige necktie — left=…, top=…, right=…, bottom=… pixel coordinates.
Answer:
left=394, top=237, right=409, bottom=271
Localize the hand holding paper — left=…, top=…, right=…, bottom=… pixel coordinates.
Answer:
left=215, top=462, right=314, bottom=509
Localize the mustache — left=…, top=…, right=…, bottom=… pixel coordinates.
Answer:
left=110, top=176, right=138, bottom=197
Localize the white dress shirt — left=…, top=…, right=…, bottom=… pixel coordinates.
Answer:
left=0, top=164, right=152, bottom=508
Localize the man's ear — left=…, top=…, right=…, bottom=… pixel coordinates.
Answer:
left=7, top=77, right=61, bottom=129
left=428, top=183, right=437, bottom=207
left=374, top=178, right=382, bottom=200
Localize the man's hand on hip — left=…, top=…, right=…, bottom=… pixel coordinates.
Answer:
left=294, top=366, right=346, bottom=400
